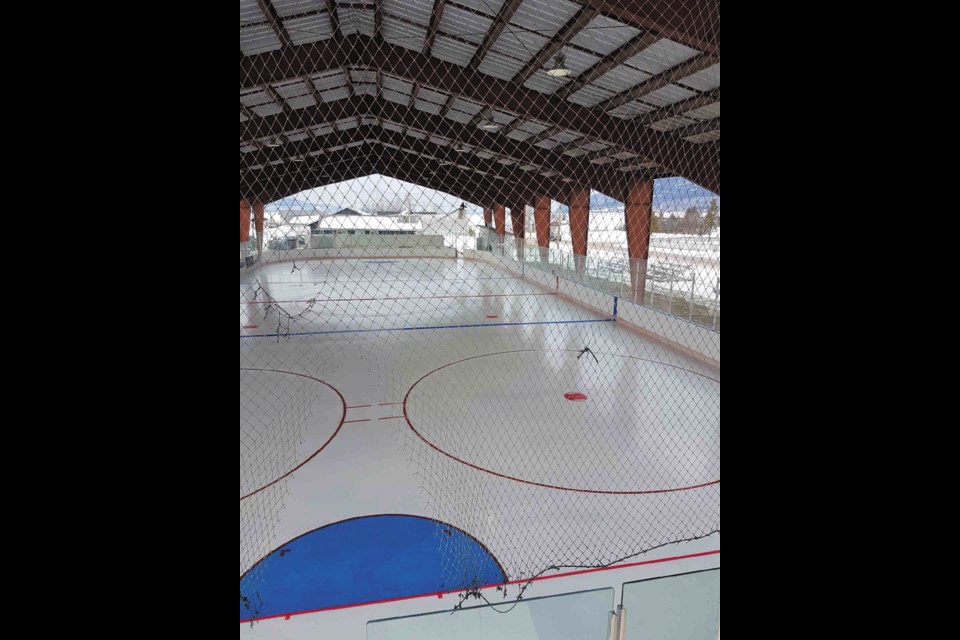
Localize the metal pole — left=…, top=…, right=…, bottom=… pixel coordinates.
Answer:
left=607, top=611, right=618, bottom=640
left=690, top=272, right=697, bottom=320
left=713, top=277, right=720, bottom=329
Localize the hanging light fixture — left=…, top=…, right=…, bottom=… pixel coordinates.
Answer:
left=264, top=137, right=282, bottom=148
left=547, top=52, right=571, bottom=78
left=478, top=117, right=501, bottom=131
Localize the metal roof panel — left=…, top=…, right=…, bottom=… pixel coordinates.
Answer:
left=310, top=71, right=348, bottom=91
left=452, top=0, right=505, bottom=18
left=593, top=64, right=652, bottom=93
left=287, top=95, right=318, bottom=110
left=625, top=39, right=700, bottom=75
left=382, top=0, right=434, bottom=27
left=524, top=70, right=568, bottom=94
left=568, top=84, right=616, bottom=107
left=382, top=18, right=427, bottom=51
left=240, top=0, right=264, bottom=27
left=684, top=101, right=721, bottom=120
left=569, top=15, right=640, bottom=55
left=382, top=89, right=410, bottom=105
left=511, top=0, right=580, bottom=34
left=440, top=6, right=493, bottom=44
left=679, top=63, right=721, bottom=91
left=272, top=0, right=325, bottom=18
left=491, top=26, right=548, bottom=61
left=478, top=51, right=527, bottom=81
left=240, top=24, right=282, bottom=55
left=284, top=14, right=334, bottom=45
left=432, top=36, right=476, bottom=66
left=641, top=84, right=697, bottom=108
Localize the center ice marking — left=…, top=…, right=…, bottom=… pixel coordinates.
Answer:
left=564, top=393, right=589, bottom=402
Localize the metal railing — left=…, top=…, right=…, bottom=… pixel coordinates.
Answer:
left=475, top=227, right=721, bottom=331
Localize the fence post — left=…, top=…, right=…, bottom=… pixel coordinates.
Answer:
left=689, top=272, right=697, bottom=320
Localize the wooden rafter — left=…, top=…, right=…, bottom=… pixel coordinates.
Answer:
left=325, top=0, right=342, bottom=40
left=636, top=88, right=719, bottom=126
left=423, top=0, right=447, bottom=56
left=255, top=0, right=294, bottom=49
left=468, top=0, right=524, bottom=71
left=556, top=32, right=660, bottom=101
left=514, top=6, right=598, bottom=85
left=599, top=54, right=719, bottom=112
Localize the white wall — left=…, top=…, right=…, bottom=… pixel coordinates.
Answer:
left=462, top=249, right=720, bottom=366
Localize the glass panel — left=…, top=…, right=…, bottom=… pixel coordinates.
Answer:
left=368, top=588, right=614, bottom=640
left=622, top=569, right=720, bottom=640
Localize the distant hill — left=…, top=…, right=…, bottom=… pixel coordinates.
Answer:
left=587, top=178, right=719, bottom=214
left=265, top=197, right=340, bottom=214
left=654, top=178, right=720, bottom=213
left=266, top=197, right=314, bottom=212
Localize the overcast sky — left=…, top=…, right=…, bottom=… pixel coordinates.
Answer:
left=291, top=175, right=718, bottom=217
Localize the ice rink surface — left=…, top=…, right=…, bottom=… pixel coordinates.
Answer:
left=240, top=257, right=720, bottom=639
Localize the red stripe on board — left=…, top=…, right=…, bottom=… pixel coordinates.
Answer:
left=242, top=292, right=558, bottom=305
left=344, top=419, right=372, bottom=425
left=239, top=369, right=347, bottom=503
left=238, top=549, right=720, bottom=625
left=379, top=416, right=404, bottom=421
left=379, top=402, right=403, bottom=406
left=347, top=405, right=373, bottom=410
left=402, top=350, right=721, bottom=496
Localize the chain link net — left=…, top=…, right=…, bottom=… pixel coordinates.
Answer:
left=240, top=0, right=719, bottom=621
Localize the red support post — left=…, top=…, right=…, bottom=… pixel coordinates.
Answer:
left=625, top=178, right=654, bottom=303
left=494, top=204, right=507, bottom=256
left=494, top=204, right=506, bottom=236
left=511, top=203, right=526, bottom=238
left=240, top=200, right=251, bottom=243
left=534, top=195, right=551, bottom=264
left=511, top=202, right=527, bottom=261
left=253, top=202, right=265, bottom=255
left=568, top=187, right=591, bottom=276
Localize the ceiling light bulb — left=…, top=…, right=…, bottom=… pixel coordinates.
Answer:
left=547, top=53, right=571, bottom=78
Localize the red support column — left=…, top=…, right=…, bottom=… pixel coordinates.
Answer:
left=534, top=195, right=551, bottom=264
left=625, top=178, right=655, bottom=303
left=511, top=203, right=527, bottom=261
left=253, top=202, right=265, bottom=255
left=494, top=204, right=506, bottom=237
left=493, top=204, right=507, bottom=257
left=568, top=187, right=591, bottom=276
left=240, top=200, right=251, bottom=243
left=510, top=204, right=526, bottom=238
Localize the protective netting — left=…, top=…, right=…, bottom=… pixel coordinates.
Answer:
left=239, top=369, right=316, bottom=619
left=240, top=0, right=719, bottom=621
